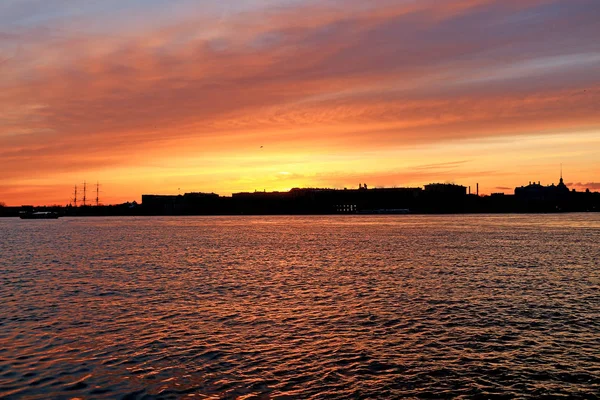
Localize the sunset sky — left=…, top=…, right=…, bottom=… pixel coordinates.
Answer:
left=1, top=0, right=599, bottom=206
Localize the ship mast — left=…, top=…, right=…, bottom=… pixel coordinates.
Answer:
left=72, top=185, right=78, bottom=207
left=82, top=181, right=87, bottom=206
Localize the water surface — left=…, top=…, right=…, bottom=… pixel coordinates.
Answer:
left=1, top=215, right=599, bottom=399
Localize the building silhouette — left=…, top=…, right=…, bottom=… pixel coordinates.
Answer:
left=4, top=174, right=599, bottom=218
left=136, top=174, right=599, bottom=215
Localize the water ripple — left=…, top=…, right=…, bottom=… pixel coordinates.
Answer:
left=0, top=215, right=599, bottom=399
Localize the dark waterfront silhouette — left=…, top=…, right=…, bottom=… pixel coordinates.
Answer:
left=140, top=181, right=600, bottom=215
left=1, top=175, right=599, bottom=217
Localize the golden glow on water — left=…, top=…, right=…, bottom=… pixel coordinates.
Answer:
left=0, top=215, right=599, bottom=398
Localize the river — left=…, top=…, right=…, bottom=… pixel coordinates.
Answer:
left=1, top=215, right=599, bottom=398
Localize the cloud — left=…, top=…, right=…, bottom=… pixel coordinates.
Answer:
left=413, top=160, right=471, bottom=170
left=1, top=0, right=600, bottom=203
left=567, top=182, right=600, bottom=191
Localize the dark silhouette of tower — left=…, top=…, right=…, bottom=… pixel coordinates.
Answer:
left=557, top=164, right=568, bottom=192
left=95, top=182, right=100, bottom=206
left=560, top=164, right=564, bottom=185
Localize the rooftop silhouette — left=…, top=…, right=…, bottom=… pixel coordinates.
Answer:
left=138, top=174, right=598, bottom=216
left=2, top=174, right=599, bottom=217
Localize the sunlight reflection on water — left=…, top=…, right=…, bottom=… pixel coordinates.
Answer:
left=1, top=215, right=599, bottom=398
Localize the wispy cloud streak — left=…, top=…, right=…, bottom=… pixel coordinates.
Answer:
left=1, top=0, right=599, bottom=204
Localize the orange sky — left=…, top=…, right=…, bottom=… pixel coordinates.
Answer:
left=1, top=0, right=599, bottom=206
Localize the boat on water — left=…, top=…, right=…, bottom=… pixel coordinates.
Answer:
left=19, top=211, right=60, bottom=219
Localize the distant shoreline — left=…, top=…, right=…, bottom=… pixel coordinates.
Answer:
left=2, top=211, right=599, bottom=218
left=3, top=181, right=599, bottom=217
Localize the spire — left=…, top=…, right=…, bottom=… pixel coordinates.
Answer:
left=560, top=163, right=564, bottom=185
left=557, top=163, right=568, bottom=191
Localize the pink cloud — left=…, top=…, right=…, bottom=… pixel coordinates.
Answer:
left=568, top=182, right=600, bottom=191
left=1, top=0, right=600, bottom=204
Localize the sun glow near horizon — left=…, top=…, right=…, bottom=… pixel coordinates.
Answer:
left=1, top=0, right=599, bottom=206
